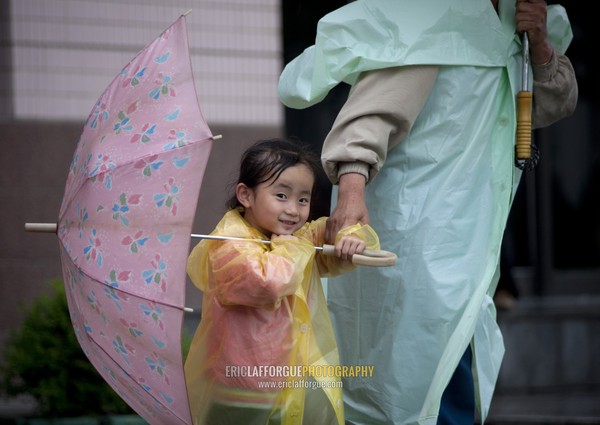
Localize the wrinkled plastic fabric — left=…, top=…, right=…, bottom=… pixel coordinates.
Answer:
left=278, top=0, right=572, bottom=110
left=278, top=1, right=572, bottom=424
left=184, top=208, right=380, bottom=425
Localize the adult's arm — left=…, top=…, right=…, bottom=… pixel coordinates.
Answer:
left=322, top=65, right=438, bottom=242
left=322, top=65, right=439, bottom=185
left=531, top=53, right=578, bottom=129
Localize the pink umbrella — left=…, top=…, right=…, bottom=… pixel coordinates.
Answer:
left=24, top=11, right=400, bottom=424
left=27, top=13, right=213, bottom=424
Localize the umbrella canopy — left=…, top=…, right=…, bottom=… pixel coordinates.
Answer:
left=56, top=14, right=212, bottom=424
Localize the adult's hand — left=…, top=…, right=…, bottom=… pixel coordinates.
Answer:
left=515, top=0, right=553, bottom=65
left=325, top=173, right=369, bottom=244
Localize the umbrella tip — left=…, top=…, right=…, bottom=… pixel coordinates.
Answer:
left=25, top=223, right=58, bottom=233
left=212, top=134, right=223, bottom=140
left=183, top=9, right=192, bottom=16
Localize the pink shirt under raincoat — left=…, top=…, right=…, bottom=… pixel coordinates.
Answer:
left=184, top=208, right=380, bottom=425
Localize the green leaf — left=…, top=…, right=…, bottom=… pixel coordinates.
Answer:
left=0, top=279, right=134, bottom=417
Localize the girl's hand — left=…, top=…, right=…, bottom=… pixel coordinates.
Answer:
left=335, top=236, right=366, bottom=262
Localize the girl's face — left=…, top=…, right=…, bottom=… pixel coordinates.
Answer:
left=237, top=164, right=314, bottom=237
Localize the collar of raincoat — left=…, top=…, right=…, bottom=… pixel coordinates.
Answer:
left=278, top=0, right=572, bottom=109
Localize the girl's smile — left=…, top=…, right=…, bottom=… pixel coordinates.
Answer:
left=237, top=164, right=314, bottom=237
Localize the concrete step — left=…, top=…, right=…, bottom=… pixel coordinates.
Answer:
left=484, top=295, right=600, bottom=425
left=485, top=387, right=600, bottom=424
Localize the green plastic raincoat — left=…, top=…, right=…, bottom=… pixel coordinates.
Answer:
left=278, top=0, right=574, bottom=424
left=184, top=208, right=380, bottom=425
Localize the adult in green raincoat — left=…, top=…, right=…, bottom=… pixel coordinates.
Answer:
left=278, top=0, right=578, bottom=424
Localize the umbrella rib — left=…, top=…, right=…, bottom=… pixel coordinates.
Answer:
left=60, top=136, right=217, bottom=221
left=82, top=330, right=190, bottom=424
left=67, top=253, right=190, bottom=312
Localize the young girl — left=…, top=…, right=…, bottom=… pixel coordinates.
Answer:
left=184, top=139, right=380, bottom=425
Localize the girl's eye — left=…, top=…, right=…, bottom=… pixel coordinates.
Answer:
left=299, top=197, right=310, bottom=205
left=276, top=193, right=287, bottom=199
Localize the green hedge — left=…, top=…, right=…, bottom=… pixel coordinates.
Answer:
left=0, top=279, right=134, bottom=418
left=1, top=415, right=148, bottom=425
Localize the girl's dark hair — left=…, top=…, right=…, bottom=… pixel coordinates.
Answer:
left=227, top=138, right=322, bottom=210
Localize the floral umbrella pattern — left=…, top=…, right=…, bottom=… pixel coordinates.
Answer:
left=57, top=15, right=213, bottom=425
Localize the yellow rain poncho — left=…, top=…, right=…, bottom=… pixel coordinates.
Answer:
left=184, top=208, right=380, bottom=425
left=278, top=1, right=574, bottom=424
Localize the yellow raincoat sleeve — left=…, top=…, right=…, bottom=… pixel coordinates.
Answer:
left=296, top=217, right=380, bottom=277
left=214, top=238, right=318, bottom=309
left=186, top=215, right=316, bottom=311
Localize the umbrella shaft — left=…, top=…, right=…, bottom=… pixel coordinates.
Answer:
left=522, top=32, right=530, bottom=91
left=190, top=233, right=324, bottom=251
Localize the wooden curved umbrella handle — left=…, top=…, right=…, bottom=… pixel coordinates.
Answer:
left=516, top=90, right=533, bottom=160
left=321, top=245, right=397, bottom=267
